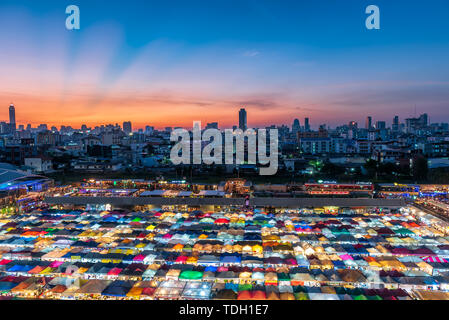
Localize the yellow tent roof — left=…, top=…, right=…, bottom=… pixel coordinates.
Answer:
left=127, top=287, right=143, bottom=297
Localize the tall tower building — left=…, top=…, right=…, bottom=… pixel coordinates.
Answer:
left=365, top=116, right=372, bottom=129
left=292, top=119, right=300, bottom=134
left=304, top=118, right=310, bottom=131
left=419, top=113, right=428, bottom=127
left=9, top=104, right=16, bottom=132
left=392, top=116, right=399, bottom=131
left=349, top=121, right=358, bottom=127
left=376, top=121, right=386, bottom=129
left=239, top=108, right=247, bottom=131
left=123, top=121, right=132, bottom=135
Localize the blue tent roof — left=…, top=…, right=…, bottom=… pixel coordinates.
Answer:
left=224, top=283, right=238, bottom=291
left=205, top=266, right=217, bottom=272
left=333, top=260, right=346, bottom=268
left=0, top=281, right=18, bottom=291
left=244, top=234, right=261, bottom=241
left=7, top=265, right=26, bottom=272
left=220, top=255, right=241, bottom=264
left=101, top=280, right=133, bottom=297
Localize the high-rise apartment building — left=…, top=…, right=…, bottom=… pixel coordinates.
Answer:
left=9, top=104, right=16, bottom=132
left=304, top=118, right=310, bottom=131
left=123, top=121, right=132, bottom=134
left=392, top=116, right=399, bottom=131
left=239, top=108, right=247, bottom=131
left=292, top=119, right=300, bottom=134
left=365, top=116, right=372, bottom=129
left=376, top=121, right=386, bottom=129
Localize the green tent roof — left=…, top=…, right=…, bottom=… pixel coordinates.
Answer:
left=238, top=284, right=252, bottom=291
left=179, top=270, right=203, bottom=280
left=394, top=228, right=414, bottom=235
left=294, top=292, right=309, bottom=300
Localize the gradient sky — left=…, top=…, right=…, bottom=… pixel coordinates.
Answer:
left=0, top=0, right=448, bottom=129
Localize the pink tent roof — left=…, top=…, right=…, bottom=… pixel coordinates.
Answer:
left=340, top=254, right=354, bottom=260
left=133, top=254, right=145, bottom=262
left=0, top=259, right=12, bottom=265
left=284, top=258, right=298, bottom=265
left=421, top=256, right=448, bottom=263
left=49, top=261, right=64, bottom=268
left=107, top=268, right=122, bottom=275
left=176, top=256, right=188, bottom=263
left=142, top=287, right=156, bottom=296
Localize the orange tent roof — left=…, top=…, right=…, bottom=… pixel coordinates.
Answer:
left=237, top=290, right=252, bottom=300
left=251, top=290, right=267, bottom=300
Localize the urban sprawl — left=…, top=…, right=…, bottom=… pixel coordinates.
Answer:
left=1, top=105, right=449, bottom=300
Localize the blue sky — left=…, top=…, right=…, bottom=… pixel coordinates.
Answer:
left=0, top=0, right=448, bottom=128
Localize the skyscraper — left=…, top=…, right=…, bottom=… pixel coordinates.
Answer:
left=239, top=108, right=247, bottom=131
left=392, top=116, right=399, bottom=131
left=304, top=118, right=310, bottom=131
left=292, top=119, right=300, bottom=134
left=348, top=121, right=358, bottom=129
left=405, top=113, right=428, bottom=133
left=123, top=121, right=132, bottom=135
left=365, top=116, right=372, bottom=129
left=419, top=113, right=428, bottom=127
left=9, top=104, right=16, bottom=132
left=145, top=126, right=154, bottom=135
left=376, top=121, right=386, bottom=129
left=206, top=122, right=219, bottom=130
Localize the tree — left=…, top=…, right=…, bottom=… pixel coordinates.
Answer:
left=321, top=161, right=345, bottom=177
left=215, top=165, right=223, bottom=176
left=412, top=155, right=428, bottom=181
left=144, top=144, right=155, bottom=156
left=429, top=168, right=449, bottom=183
left=364, top=159, right=379, bottom=178
left=380, top=162, right=397, bottom=176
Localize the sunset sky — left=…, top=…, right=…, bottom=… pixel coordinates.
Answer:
left=0, top=0, right=448, bottom=129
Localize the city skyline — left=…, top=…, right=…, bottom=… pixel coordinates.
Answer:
left=1, top=103, right=434, bottom=132
left=2, top=1, right=449, bottom=305
left=0, top=1, right=449, bottom=128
